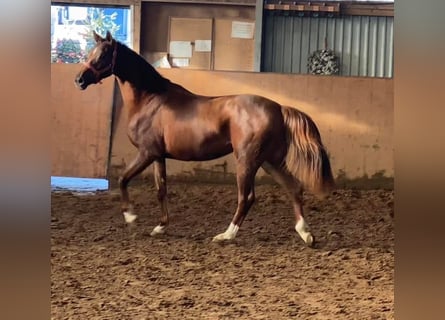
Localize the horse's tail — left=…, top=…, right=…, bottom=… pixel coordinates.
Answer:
left=281, top=106, right=335, bottom=196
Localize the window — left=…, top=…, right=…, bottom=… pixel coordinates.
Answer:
left=51, top=4, right=132, bottom=63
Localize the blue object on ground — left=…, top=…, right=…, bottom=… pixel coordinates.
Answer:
left=51, top=176, right=109, bottom=192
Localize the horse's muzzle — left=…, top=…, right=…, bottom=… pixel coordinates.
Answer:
left=74, top=75, right=87, bottom=90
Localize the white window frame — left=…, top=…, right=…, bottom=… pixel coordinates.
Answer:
left=51, top=0, right=141, bottom=53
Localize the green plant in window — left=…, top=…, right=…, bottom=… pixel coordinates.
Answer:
left=80, top=8, right=120, bottom=54
left=53, top=38, right=85, bottom=63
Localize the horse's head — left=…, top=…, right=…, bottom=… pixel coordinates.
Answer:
left=75, top=31, right=117, bottom=90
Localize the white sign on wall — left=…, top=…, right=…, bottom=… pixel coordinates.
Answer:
left=194, top=40, right=212, bottom=52
left=231, top=21, right=255, bottom=39
left=169, top=41, right=193, bottom=58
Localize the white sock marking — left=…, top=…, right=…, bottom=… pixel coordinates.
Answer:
left=150, top=225, right=165, bottom=236
left=213, top=222, right=239, bottom=241
left=295, top=218, right=313, bottom=245
left=123, top=211, right=138, bottom=224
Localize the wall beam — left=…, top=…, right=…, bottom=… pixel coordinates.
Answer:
left=253, top=0, right=264, bottom=71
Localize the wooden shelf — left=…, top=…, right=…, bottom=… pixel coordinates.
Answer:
left=264, top=1, right=393, bottom=17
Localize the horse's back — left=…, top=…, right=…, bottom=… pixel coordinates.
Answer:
left=225, top=94, right=285, bottom=134
left=217, top=94, right=287, bottom=164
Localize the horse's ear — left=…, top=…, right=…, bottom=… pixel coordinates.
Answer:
left=93, top=31, right=104, bottom=43
left=105, top=31, right=113, bottom=42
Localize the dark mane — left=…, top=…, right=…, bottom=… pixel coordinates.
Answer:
left=113, top=41, right=170, bottom=93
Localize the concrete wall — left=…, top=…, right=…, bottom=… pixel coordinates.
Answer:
left=109, top=69, right=393, bottom=188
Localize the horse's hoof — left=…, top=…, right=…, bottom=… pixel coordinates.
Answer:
left=123, top=211, right=138, bottom=224
left=212, top=233, right=232, bottom=242
left=150, top=225, right=166, bottom=237
left=305, top=234, right=315, bottom=248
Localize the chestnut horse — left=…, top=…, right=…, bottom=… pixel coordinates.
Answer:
left=75, top=31, right=335, bottom=246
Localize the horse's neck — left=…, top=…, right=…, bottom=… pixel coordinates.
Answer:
left=168, top=82, right=195, bottom=96
left=114, top=43, right=171, bottom=119
left=117, top=79, right=169, bottom=126
left=114, top=43, right=169, bottom=94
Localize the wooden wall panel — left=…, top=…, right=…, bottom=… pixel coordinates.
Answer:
left=51, top=64, right=114, bottom=178
left=214, top=18, right=255, bottom=71
left=141, top=2, right=255, bottom=55
left=168, top=17, right=213, bottom=70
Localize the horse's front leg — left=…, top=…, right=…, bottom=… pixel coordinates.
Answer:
left=119, top=151, right=154, bottom=224
left=150, top=159, right=169, bottom=236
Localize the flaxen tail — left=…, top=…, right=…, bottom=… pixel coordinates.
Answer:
left=281, top=106, right=335, bottom=196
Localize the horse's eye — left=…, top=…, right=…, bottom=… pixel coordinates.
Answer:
left=101, top=48, right=110, bottom=58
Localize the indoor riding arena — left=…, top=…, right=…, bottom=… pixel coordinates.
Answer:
left=51, top=1, right=394, bottom=319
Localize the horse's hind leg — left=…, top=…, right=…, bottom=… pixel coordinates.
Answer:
left=213, top=160, right=259, bottom=242
left=119, top=151, right=154, bottom=224
left=262, top=162, right=314, bottom=247
left=150, top=159, right=169, bottom=236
